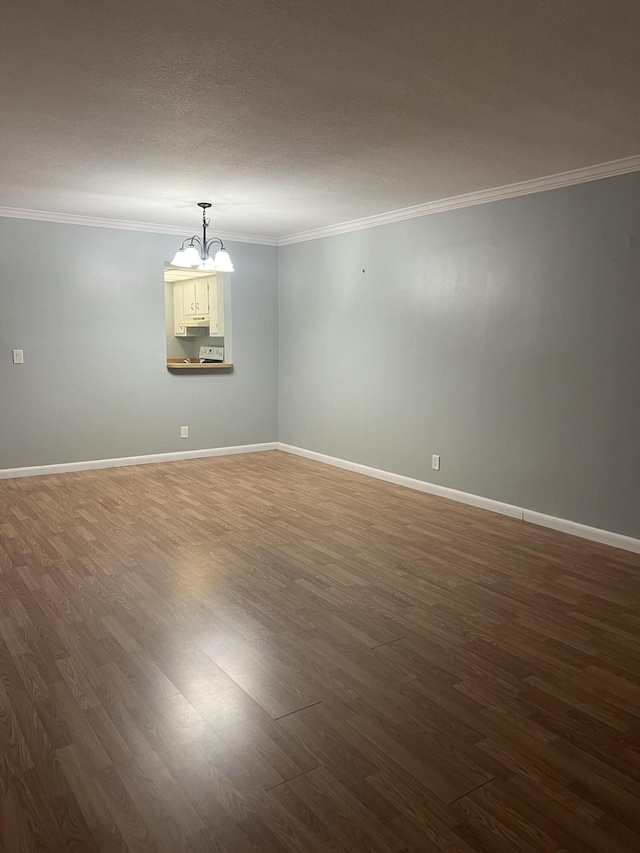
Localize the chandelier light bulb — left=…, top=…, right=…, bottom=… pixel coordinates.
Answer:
left=213, top=249, right=235, bottom=272
left=198, top=256, right=216, bottom=271
left=171, top=249, right=187, bottom=266
left=182, top=245, right=201, bottom=266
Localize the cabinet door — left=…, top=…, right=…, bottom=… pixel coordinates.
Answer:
left=173, top=284, right=187, bottom=335
left=195, top=280, right=210, bottom=316
left=208, top=280, right=220, bottom=333
left=182, top=281, right=197, bottom=317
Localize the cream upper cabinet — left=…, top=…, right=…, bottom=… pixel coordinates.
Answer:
left=195, top=280, right=209, bottom=316
left=172, top=276, right=223, bottom=336
left=208, top=279, right=223, bottom=334
left=173, top=285, right=188, bottom=336
left=182, top=277, right=211, bottom=319
left=182, top=281, right=197, bottom=317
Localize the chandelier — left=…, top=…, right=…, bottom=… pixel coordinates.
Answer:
left=171, top=202, right=234, bottom=271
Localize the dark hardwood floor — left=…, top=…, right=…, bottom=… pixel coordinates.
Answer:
left=1, top=449, right=640, bottom=852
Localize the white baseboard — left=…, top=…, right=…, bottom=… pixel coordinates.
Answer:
left=522, top=509, right=640, bottom=555
left=278, top=443, right=640, bottom=555
left=278, top=443, right=522, bottom=518
left=0, top=442, right=278, bottom=480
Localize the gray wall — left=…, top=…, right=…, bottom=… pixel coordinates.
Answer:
left=0, top=219, right=278, bottom=467
left=279, top=173, right=640, bottom=538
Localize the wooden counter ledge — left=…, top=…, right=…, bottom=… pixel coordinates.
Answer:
left=167, top=359, right=233, bottom=370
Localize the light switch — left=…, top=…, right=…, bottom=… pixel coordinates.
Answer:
left=12, top=349, right=24, bottom=364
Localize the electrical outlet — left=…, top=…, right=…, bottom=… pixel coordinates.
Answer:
left=180, top=426, right=189, bottom=439
left=431, top=454, right=440, bottom=471
left=12, top=349, right=24, bottom=364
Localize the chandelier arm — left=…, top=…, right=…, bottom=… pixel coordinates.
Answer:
left=205, top=237, right=225, bottom=254
left=180, top=235, right=203, bottom=251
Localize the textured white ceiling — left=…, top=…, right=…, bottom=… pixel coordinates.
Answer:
left=2, top=0, right=640, bottom=239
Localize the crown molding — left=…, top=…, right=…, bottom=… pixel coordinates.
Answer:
left=277, top=154, right=640, bottom=245
left=2, top=154, right=640, bottom=247
left=0, top=206, right=278, bottom=246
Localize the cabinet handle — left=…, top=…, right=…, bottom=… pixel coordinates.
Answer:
left=196, top=303, right=199, bottom=311
left=191, top=303, right=194, bottom=311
